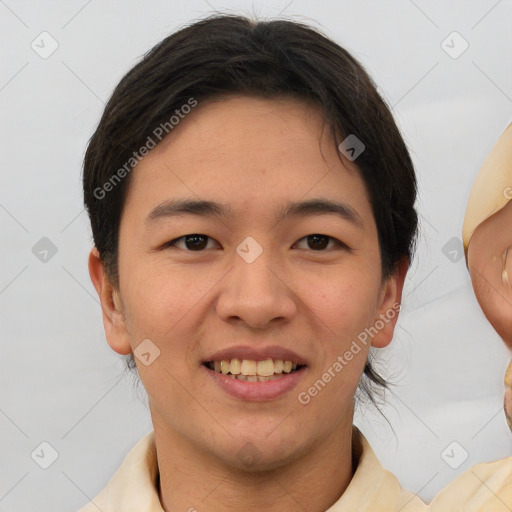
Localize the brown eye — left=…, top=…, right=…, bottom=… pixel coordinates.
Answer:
left=307, top=235, right=329, bottom=250
left=294, top=234, right=348, bottom=251
left=165, top=234, right=216, bottom=251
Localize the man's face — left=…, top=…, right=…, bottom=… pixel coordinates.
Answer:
left=94, top=95, right=404, bottom=470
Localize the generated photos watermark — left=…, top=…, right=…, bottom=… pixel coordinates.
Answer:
left=93, top=97, right=198, bottom=200
left=297, top=302, right=401, bottom=405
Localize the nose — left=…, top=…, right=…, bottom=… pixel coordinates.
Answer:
left=215, top=247, right=297, bottom=330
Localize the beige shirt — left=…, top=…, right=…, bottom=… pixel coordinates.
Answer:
left=77, top=426, right=512, bottom=511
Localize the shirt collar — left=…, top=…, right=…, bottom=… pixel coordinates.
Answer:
left=90, top=425, right=417, bottom=512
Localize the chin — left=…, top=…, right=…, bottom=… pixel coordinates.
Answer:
left=226, top=442, right=305, bottom=473
left=213, top=423, right=310, bottom=471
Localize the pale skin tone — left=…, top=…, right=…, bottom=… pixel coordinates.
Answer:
left=89, top=96, right=408, bottom=512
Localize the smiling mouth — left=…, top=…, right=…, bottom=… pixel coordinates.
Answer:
left=204, top=358, right=305, bottom=382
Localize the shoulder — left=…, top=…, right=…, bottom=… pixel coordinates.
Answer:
left=75, top=431, right=162, bottom=512
left=329, top=427, right=429, bottom=511
left=428, top=455, right=512, bottom=511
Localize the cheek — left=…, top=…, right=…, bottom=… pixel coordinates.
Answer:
left=121, top=257, right=216, bottom=327
left=118, top=272, right=185, bottom=365
left=298, top=266, right=381, bottom=340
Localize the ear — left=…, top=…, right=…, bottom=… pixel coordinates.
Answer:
left=371, top=256, right=409, bottom=349
left=88, top=247, right=132, bottom=355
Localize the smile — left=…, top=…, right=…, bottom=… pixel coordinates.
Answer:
left=205, top=358, right=303, bottom=382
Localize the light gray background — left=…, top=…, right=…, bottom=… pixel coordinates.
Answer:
left=1, top=1, right=511, bottom=510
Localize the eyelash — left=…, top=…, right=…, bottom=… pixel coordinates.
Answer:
left=163, top=234, right=350, bottom=252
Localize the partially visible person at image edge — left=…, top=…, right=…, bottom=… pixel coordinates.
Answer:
left=462, top=123, right=512, bottom=434
left=78, top=14, right=512, bottom=512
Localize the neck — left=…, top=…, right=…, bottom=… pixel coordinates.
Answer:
left=153, top=416, right=358, bottom=512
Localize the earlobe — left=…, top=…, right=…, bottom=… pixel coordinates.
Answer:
left=88, top=248, right=132, bottom=355
left=371, top=257, right=409, bottom=349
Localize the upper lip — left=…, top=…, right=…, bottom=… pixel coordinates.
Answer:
left=203, top=345, right=308, bottom=365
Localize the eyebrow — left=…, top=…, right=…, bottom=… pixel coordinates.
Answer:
left=146, top=198, right=364, bottom=228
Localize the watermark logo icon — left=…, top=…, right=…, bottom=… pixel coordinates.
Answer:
left=441, top=441, right=469, bottom=469
left=32, top=237, right=58, bottom=263
left=237, top=442, right=262, bottom=467
left=31, top=32, right=59, bottom=59
left=31, top=441, right=59, bottom=469
left=236, top=236, right=263, bottom=263
left=134, top=339, right=161, bottom=366
left=441, top=236, right=464, bottom=263
left=338, top=134, right=365, bottom=161
left=441, top=31, right=469, bottom=59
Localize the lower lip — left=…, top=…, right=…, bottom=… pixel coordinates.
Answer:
left=203, top=365, right=307, bottom=401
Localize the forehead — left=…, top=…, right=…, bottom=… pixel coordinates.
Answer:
left=155, top=95, right=337, bottom=165
left=123, top=95, right=375, bottom=228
